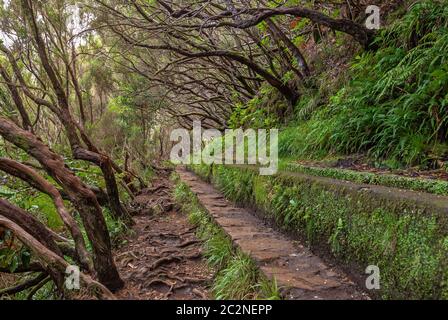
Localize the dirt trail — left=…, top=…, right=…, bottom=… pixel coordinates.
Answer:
left=177, top=167, right=368, bottom=300
left=113, top=168, right=368, bottom=300
left=114, top=176, right=213, bottom=300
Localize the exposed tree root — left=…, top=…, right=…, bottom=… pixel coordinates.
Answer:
left=113, top=176, right=212, bottom=300
left=149, top=256, right=182, bottom=270
left=177, top=239, right=201, bottom=248
left=192, top=288, right=207, bottom=299
left=0, top=273, right=48, bottom=296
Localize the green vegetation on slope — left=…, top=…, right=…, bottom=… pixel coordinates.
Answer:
left=233, top=1, right=448, bottom=169
left=280, top=162, right=448, bottom=196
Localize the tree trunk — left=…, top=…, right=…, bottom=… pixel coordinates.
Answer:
left=0, top=198, right=64, bottom=288
left=0, top=216, right=115, bottom=299
left=20, top=0, right=129, bottom=221
left=265, top=19, right=310, bottom=77
left=0, top=158, right=92, bottom=271
left=0, top=66, right=34, bottom=131
left=0, top=116, right=123, bottom=291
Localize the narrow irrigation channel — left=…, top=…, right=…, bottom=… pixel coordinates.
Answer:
left=187, top=163, right=448, bottom=300
left=176, top=167, right=368, bottom=300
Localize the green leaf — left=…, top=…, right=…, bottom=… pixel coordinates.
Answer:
left=9, top=255, right=19, bottom=273
left=21, top=250, right=31, bottom=268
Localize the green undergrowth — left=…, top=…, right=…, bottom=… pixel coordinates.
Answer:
left=0, top=183, right=64, bottom=231
left=275, top=1, right=448, bottom=168
left=103, top=208, right=131, bottom=247
left=280, top=161, right=448, bottom=196
left=172, top=174, right=281, bottom=300
left=190, top=164, right=448, bottom=300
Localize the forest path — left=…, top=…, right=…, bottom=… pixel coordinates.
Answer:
left=111, top=167, right=367, bottom=300
left=113, top=175, right=213, bottom=300
left=177, top=167, right=368, bottom=300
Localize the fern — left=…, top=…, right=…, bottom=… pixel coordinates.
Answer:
left=282, top=0, right=448, bottom=166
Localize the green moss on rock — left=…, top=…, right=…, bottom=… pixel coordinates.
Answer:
left=282, top=162, right=448, bottom=196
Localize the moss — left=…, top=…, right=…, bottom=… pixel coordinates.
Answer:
left=281, top=162, right=448, bottom=196
left=23, top=194, right=64, bottom=230
left=190, top=164, right=448, bottom=299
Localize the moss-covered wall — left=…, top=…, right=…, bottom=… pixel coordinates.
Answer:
left=189, top=164, right=448, bottom=300
left=282, top=162, right=448, bottom=196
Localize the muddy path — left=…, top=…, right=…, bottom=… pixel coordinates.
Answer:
left=114, top=176, right=213, bottom=300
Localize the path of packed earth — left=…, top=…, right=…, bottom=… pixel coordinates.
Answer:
left=114, top=172, right=213, bottom=300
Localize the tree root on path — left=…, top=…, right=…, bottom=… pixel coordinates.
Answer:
left=0, top=272, right=48, bottom=297
left=145, top=278, right=174, bottom=289
left=177, top=239, right=201, bottom=248
left=149, top=256, right=182, bottom=270
left=113, top=176, right=211, bottom=300
left=144, top=276, right=207, bottom=299
left=192, top=288, right=207, bottom=299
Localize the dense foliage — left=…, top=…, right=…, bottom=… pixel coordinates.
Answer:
left=279, top=1, right=448, bottom=167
